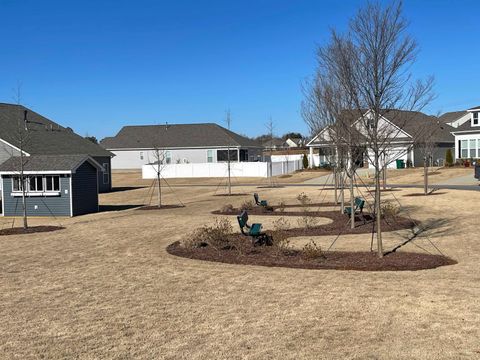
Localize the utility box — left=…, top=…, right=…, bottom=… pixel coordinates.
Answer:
left=396, top=159, right=405, bottom=169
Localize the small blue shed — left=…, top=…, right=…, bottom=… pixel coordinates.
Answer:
left=0, top=154, right=102, bottom=217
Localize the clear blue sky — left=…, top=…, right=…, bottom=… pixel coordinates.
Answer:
left=0, top=0, right=478, bottom=140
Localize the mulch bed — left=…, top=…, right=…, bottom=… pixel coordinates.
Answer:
left=0, top=226, right=65, bottom=236
left=367, top=188, right=401, bottom=193
left=137, top=205, right=185, bottom=211
left=167, top=241, right=456, bottom=271
left=403, top=192, right=446, bottom=197
left=213, top=206, right=415, bottom=235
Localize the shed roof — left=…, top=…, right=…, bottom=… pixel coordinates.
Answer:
left=101, top=123, right=262, bottom=149
left=0, top=154, right=101, bottom=173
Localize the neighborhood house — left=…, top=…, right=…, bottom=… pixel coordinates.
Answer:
left=101, top=123, right=263, bottom=170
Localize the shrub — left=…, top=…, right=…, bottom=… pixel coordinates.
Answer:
left=445, top=148, right=453, bottom=167
left=302, top=240, right=325, bottom=260
left=240, top=200, right=254, bottom=211
left=182, top=218, right=233, bottom=250
left=380, top=201, right=400, bottom=219
left=272, top=217, right=290, bottom=231
left=276, top=201, right=286, bottom=213
left=221, top=203, right=235, bottom=213
left=271, top=217, right=291, bottom=253
left=302, top=154, right=309, bottom=169
left=296, top=192, right=311, bottom=207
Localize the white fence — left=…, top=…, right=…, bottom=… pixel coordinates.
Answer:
left=142, top=160, right=303, bottom=179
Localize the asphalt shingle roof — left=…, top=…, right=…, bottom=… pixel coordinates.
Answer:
left=101, top=123, right=262, bottom=149
left=0, top=154, right=100, bottom=172
left=0, top=103, right=112, bottom=157
left=438, top=111, right=468, bottom=124
left=468, top=105, right=480, bottom=110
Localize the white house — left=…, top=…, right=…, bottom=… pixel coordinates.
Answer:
left=101, top=123, right=263, bottom=170
left=307, top=109, right=454, bottom=168
left=439, top=105, right=480, bottom=160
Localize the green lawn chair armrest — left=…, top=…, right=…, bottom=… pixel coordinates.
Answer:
left=260, top=200, right=268, bottom=207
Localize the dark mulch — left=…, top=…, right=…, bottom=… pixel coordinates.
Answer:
left=256, top=186, right=285, bottom=189
left=212, top=207, right=415, bottom=235
left=403, top=192, right=446, bottom=197
left=213, top=193, right=250, bottom=197
left=167, top=241, right=456, bottom=271
left=137, top=205, right=185, bottom=211
left=0, top=226, right=65, bottom=236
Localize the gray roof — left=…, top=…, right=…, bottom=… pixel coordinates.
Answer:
left=101, top=123, right=262, bottom=149
left=0, top=103, right=112, bottom=158
left=438, top=111, right=468, bottom=124
left=468, top=105, right=480, bottom=110
left=262, top=138, right=286, bottom=147
left=309, top=109, right=454, bottom=145
left=0, top=154, right=101, bottom=173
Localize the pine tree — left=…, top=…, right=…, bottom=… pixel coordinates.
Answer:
left=445, top=148, right=453, bottom=167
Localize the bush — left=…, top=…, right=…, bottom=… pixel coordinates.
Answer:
left=302, top=240, right=325, bottom=260
left=182, top=218, right=233, bottom=250
left=302, top=154, right=309, bottom=169
left=296, top=192, right=311, bottom=207
left=270, top=217, right=291, bottom=254
left=276, top=201, right=286, bottom=213
left=240, top=200, right=254, bottom=211
left=221, top=203, right=235, bottom=213
left=445, top=148, right=453, bottom=167
left=380, top=201, right=400, bottom=219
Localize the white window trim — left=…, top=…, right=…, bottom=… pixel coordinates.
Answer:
left=11, top=175, right=61, bottom=195
left=102, top=163, right=110, bottom=185
left=472, top=112, right=480, bottom=127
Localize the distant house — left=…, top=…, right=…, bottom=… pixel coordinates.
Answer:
left=0, top=155, right=101, bottom=217
left=285, top=137, right=305, bottom=148
left=101, top=123, right=263, bottom=170
left=307, top=109, right=454, bottom=168
left=440, top=106, right=480, bottom=160
left=262, top=138, right=287, bottom=150
left=0, top=103, right=113, bottom=192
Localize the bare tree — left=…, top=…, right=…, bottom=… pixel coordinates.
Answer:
left=9, top=83, right=31, bottom=230
left=415, top=116, right=442, bottom=195
left=304, top=1, right=435, bottom=257
left=148, top=124, right=170, bottom=208
left=225, top=110, right=232, bottom=195
left=265, top=117, right=275, bottom=186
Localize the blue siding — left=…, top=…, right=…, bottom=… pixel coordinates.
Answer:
left=72, top=162, right=99, bottom=216
left=2, top=175, right=71, bottom=216
left=93, top=156, right=112, bottom=193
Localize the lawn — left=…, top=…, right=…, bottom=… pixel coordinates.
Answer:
left=0, top=172, right=479, bottom=359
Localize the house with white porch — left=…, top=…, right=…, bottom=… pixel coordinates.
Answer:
left=439, top=105, right=480, bottom=160
left=307, top=109, right=454, bottom=168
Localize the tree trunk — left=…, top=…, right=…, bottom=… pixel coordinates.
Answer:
left=374, top=153, right=383, bottom=258
left=157, top=172, right=162, bottom=208
left=350, top=168, right=355, bottom=229
left=334, top=165, right=338, bottom=204
left=383, top=165, right=387, bottom=189
left=339, top=169, right=345, bottom=213
left=20, top=150, right=28, bottom=230
left=424, top=156, right=428, bottom=195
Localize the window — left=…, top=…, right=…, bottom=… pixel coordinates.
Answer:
left=217, top=149, right=238, bottom=162
left=461, top=140, right=468, bottom=158
left=165, top=151, right=172, bottom=164
left=473, top=112, right=479, bottom=126
left=29, top=176, right=43, bottom=192
left=207, top=150, right=213, bottom=163
left=140, top=152, right=144, bottom=160
left=470, top=139, right=477, bottom=158
left=367, top=117, right=375, bottom=129
left=240, top=149, right=248, bottom=162
left=103, top=163, right=110, bottom=184
left=13, top=177, right=25, bottom=192
left=45, top=176, right=60, bottom=191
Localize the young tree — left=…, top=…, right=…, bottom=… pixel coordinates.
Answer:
left=304, top=0, right=434, bottom=257
left=148, top=124, right=170, bottom=208
left=265, top=117, right=275, bottom=186
left=225, top=110, right=232, bottom=195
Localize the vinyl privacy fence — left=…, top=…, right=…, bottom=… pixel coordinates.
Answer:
left=142, top=160, right=303, bottom=179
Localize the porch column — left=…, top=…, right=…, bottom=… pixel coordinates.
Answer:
left=309, top=146, right=314, bottom=168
